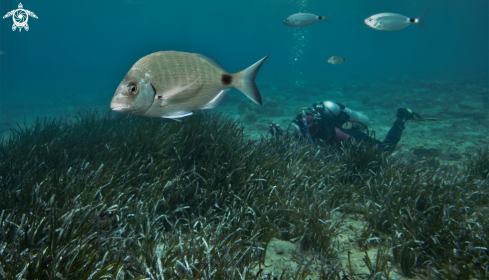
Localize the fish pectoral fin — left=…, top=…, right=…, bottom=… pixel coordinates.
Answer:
left=163, top=111, right=194, bottom=119
left=160, top=75, right=201, bottom=101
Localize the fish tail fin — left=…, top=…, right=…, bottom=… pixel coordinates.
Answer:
left=345, top=57, right=349, bottom=63
left=416, top=9, right=427, bottom=30
left=320, top=14, right=331, bottom=23
left=232, top=56, right=268, bottom=105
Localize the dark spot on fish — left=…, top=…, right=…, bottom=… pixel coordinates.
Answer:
left=318, top=16, right=322, bottom=20
left=221, top=74, right=232, bottom=85
left=157, top=95, right=163, bottom=99
left=150, top=82, right=157, bottom=96
left=409, top=18, right=415, bottom=23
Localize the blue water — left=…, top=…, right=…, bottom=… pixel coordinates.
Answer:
left=0, top=0, right=488, bottom=131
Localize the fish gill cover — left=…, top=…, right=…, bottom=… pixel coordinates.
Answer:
left=0, top=0, right=488, bottom=278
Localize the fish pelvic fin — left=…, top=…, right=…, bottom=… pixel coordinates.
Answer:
left=232, top=56, right=268, bottom=105
left=319, top=14, right=331, bottom=23
left=416, top=9, right=427, bottom=30
left=201, top=89, right=230, bottom=110
left=163, top=111, right=193, bottom=120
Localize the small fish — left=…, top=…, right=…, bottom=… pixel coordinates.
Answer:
left=283, top=13, right=330, bottom=27
left=328, top=56, right=348, bottom=65
left=0, top=51, right=6, bottom=56
left=111, top=51, right=268, bottom=119
left=364, top=10, right=427, bottom=31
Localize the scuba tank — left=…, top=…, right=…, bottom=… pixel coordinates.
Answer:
left=314, top=101, right=370, bottom=131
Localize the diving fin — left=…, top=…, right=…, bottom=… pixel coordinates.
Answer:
left=397, top=108, right=440, bottom=122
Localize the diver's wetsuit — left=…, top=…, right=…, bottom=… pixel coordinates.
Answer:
left=293, top=113, right=406, bottom=151
left=339, top=118, right=405, bottom=151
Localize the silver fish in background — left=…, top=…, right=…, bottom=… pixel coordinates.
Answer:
left=364, top=10, right=427, bottom=31
left=328, top=56, right=348, bottom=65
left=283, top=13, right=330, bottom=27
left=111, top=51, right=268, bottom=119
left=0, top=51, right=6, bottom=56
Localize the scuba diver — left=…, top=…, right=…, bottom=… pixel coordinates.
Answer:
left=269, top=122, right=284, bottom=137
left=272, top=101, right=437, bottom=151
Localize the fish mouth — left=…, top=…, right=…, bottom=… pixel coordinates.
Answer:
left=110, top=98, right=129, bottom=112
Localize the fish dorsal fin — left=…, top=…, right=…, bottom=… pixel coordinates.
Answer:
left=195, top=53, right=229, bottom=74
left=201, top=89, right=230, bottom=110
left=160, top=75, right=201, bottom=101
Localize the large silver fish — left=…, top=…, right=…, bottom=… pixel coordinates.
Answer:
left=111, top=51, right=268, bottom=119
left=364, top=10, right=427, bottom=31
left=283, top=13, right=330, bottom=27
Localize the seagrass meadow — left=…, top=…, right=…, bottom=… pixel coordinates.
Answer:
left=0, top=110, right=488, bottom=279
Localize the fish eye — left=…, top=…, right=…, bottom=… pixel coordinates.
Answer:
left=127, top=83, right=138, bottom=95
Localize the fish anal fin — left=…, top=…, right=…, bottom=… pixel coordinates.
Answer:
left=201, top=89, right=230, bottom=110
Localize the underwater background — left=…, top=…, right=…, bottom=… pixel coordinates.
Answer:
left=1, top=0, right=488, bottom=135
left=0, top=0, right=489, bottom=278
